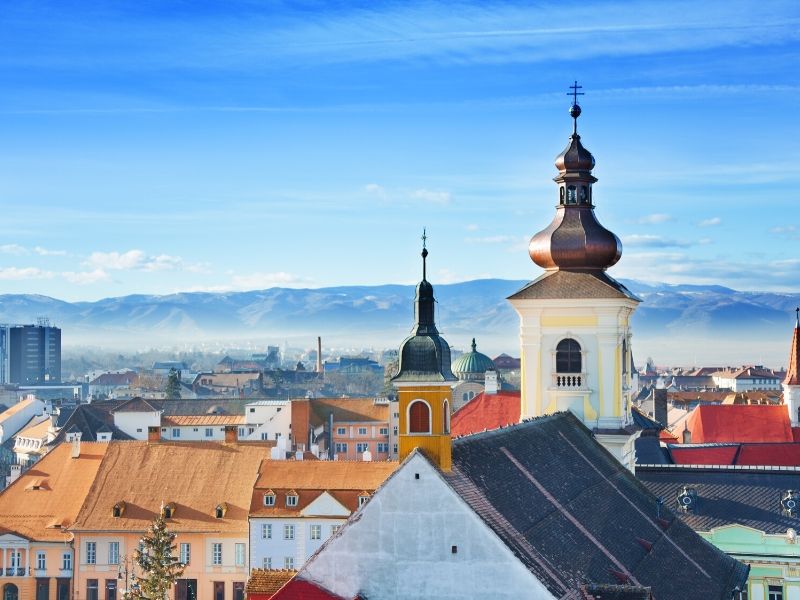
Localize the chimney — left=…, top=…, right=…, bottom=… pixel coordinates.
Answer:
left=69, top=432, right=83, bottom=458
left=682, top=422, right=692, bottom=444
left=316, top=337, right=323, bottom=373
left=7, top=463, right=22, bottom=486
left=224, top=425, right=237, bottom=444
left=485, top=370, right=499, bottom=395
left=147, top=426, right=161, bottom=443
left=654, top=388, right=668, bottom=427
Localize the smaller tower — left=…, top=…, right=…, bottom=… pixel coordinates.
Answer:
left=784, top=308, right=800, bottom=426
left=392, top=235, right=456, bottom=471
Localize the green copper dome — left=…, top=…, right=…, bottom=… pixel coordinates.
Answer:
left=452, top=339, right=495, bottom=381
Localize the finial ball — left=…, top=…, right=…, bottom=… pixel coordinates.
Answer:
left=569, top=103, right=581, bottom=119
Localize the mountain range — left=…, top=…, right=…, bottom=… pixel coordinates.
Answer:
left=0, top=279, right=798, bottom=366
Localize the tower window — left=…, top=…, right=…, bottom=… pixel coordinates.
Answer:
left=556, top=339, right=582, bottom=373
left=408, top=400, right=431, bottom=434
left=443, top=400, right=450, bottom=434
left=566, top=186, right=577, bottom=205
left=559, top=187, right=565, bottom=204
left=580, top=186, right=588, bottom=204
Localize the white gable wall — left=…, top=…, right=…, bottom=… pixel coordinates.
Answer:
left=299, top=452, right=555, bottom=600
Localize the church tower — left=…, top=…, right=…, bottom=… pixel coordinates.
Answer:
left=783, top=308, right=800, bottom=426
left=392, top=237, right=457, bottom=471
left=508, top=84, right=641, bottom=470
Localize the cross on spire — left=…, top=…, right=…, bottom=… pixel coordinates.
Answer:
left=421, top=227, right=427, bottom=249
left=421, top=228, right=428, bottom=280
left=568, top=80, right=584, bottom=105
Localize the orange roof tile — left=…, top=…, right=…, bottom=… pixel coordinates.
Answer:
left=787, top=323, right=800, bottom=386
left=306, top=398, right=389, bottom=425
left=246, top=569, right=297, bottom=595
left=451, top=391, right=521, bottom=437
left=161, top=415, right=245, bottom=426
left=0, top=442, right=109, bottom=541
left=72, top=441, right=268, bottom=533
left=250, top=460, right=397, bottom=517
left=686, top=404, right=793, bottom=444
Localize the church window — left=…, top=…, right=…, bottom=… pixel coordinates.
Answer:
left=556, top=339, right=582, bottom=373
left=408, top=400, right=431, bottom=434
left=559, top=187, right=565, bottom=204
left=462, top=392, right=468, bottom=402
left=566, top=186, right=577, bottom=204
left=580, top=186, right=588, bottom=203
left=443, top=400, right=450, bottom=434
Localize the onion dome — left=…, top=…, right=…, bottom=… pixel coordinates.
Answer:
left=392, top=239, right=457, bottom=384
left=528, top=87, right=622, bottom=271
left=452, top=338, right=496, bottom=381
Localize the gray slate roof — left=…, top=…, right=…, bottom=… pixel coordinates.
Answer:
left=638, top=465, right=800, bottom=535
left=508, top=270, right=640, bottom=301
left=446, top=412, right=747, bottom=599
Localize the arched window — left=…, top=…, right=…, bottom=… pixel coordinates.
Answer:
left=556, top=339, right=582, bottom=373
left=408, top=400, right=431, bottom=434
left=566, top=186, right=577, bottom=205
left=443, top=400, right=450, bottom=434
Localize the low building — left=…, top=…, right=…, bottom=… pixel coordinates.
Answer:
left=711, top=367, right=782, bottom=392
left=248, top=461, right=397, bottom=571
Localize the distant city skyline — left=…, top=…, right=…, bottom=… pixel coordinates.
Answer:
left=1, top=1, right=798, bottom=301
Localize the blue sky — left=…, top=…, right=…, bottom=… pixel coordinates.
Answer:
left=1, top=0, right=799, bottom=301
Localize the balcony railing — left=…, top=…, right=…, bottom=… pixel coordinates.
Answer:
left=0, top=567, right=29, bottom=576
left=552, top=373, right=588, bottom=390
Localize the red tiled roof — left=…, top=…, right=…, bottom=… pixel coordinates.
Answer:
left=270, top=579, right=345, bottom=600
left=736, top=443, right=800, bottom=466
left=686, top=404, right=793, bottom=443
left=669, top=445, right=739, bottom=465
left=451, top=391, right=520, bottom=437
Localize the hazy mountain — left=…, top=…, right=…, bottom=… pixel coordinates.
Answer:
left=1, top=279, right=797, bottom=365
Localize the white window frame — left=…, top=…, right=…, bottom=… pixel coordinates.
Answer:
left=212, top=542, right=222, bottom=565
left=262, top=557, right=271, bottom=569
left=284, top=525, right=295, bottom=540
left=356, top=442, right=369, bottom=453
left=205, top=428, right=214, bottom=437
left=263, top=494, right=275, bottom=507
left=335, top=442, right=348, bottom=454
left=336, top=427, right=346, bottom=435
left=379, top=427, right=388, bottom=435
left=358, top=495, right=369, bottom=507
left=310, top=525, right=321, bottom=540
left=180, top=543, right=191, bottom=565
left=357, top=427, right=367, bottom=436
left=286, top=495, right=298, bottom=507
left=235, top=543, right=246, bottom=567
left=108, top=541, right=120, bottom=565
left=261, top=523, right=272, bottom=539
left=284, top=557, right=294, bottom=569
left=36, top=551, right=46, bottom=570
left=62, top=552, right=72, bottom=571
left=172, top=428, right=180, bottom=438
left=86, top=541, right=96, bottom=565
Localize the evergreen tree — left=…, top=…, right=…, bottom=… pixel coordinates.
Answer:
left=165, top=368, right=181, bottom=400
left=129, top=513, right=185, bottom=600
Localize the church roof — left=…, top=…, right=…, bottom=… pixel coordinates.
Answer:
left=451, top=338, right=495, bottom=376
left=445, top=412, right=748, bottom=599
left=509, top=269, right=639, bottom=302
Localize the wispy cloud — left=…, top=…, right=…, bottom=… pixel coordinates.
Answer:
left=622, top=234, right=692, bottom=248
left=0, top=244, right=29, bottom=255
left=637, top=213, right=673, bottom=225
left=412, top=189, right=451, bottom=204
left=62, top=269, right=110, bottom=285
left=698, top=217, right=721, bottom=227
left=34, top=246, right=67, bottom=256
left=465, top=235, right=513, bottom=244
left=85, top=249, right=191, bottom=272
left=0, top=267, right=54, bottom=280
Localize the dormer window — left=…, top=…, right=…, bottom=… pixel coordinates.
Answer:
left=161, top=502, right=175, bottom=519
left=263, top=491, right=276, bottom=507
left=214, top=503, right=227, bottom=519
left=358, top=493, right=370, bottom=508
left=286, top=492, right=298, bottom=508
left=112, top=502, right=126, bottom=518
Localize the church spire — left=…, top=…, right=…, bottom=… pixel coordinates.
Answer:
left=786, top=307, right=800, bottom=386
left=528, top=83, right=622, bottom=271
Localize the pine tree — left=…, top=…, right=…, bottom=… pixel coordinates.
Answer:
left=129, top=513, right=185, bottom=600
left=165, top=368, right=182, bottom=400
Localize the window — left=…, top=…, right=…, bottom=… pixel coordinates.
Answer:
left=212, top=543, right=222, bottom=565
left=180, top=543, right=190, bottom=565
left=310, top=525, right=322, bottom=540
left=393, top=412, right=399, bottom=418
left=335, top=443, right=348, bottom=454
left=358, top=495, right=369, bottom=507
left=566, top=185, right=577, bottom=204
left=62, top=552, right=72, bottom=571
left=284, top=557, right=294, bottom=569
left=234, top=544, right=245, bottom=567
left=108, top=542, right=119, bottom=565
left=262, top=557, right=271, bottom=569
left=377, top=442, right=389, bottom=453
left=10, top=550, right=21, bottom=568
left=393, top=426, right=398, bottom=436
left=768, top=586, right=783, bottom=600
left=233, top=582, right=244, bottom=600
left=286, top=494, right=298, bottom=507
left=105, top=579, right=117, bottom=600
left=443, top=400, right=450, bottom=434
left=284, top=525, right=295, bottom=540
left=37, top=578, right=49, bottom=600
left=408, top=400, right=431, bottom=433
left=393, top=444, right=398, bottom=454
left=172, top=428, right=180, bottom=438
left=37, top=551, right=46, bottom=570
left=214, top=582, right=224, bottom=600
left=379, top=427, right=388, bottom=435
left=356, top=443, right=369, bottom=453
left=331, top=525, right=340, bottom=535
left=205, top=428, right=214, bottom=437
left=336, top=427, right=346, bottom=435
left=87, top=580, right=98, bottom=600
left=556, top=339, right=582, bottom=373
left=263, top=494, right=275, bottom=507
left=357, top=427, right=367, bottom=435
left=261, top=433, right=269, bottom=441
left=86, top=542, right=96, bottom=564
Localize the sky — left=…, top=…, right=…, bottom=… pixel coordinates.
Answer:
left=1, top=0, right=799, bottom=302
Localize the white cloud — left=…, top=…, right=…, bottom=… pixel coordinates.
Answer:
left=465, top=224, right=479, bottom=231
left=0, top=267, right=54, bottom=280
left=637, top=213, right=673, bottom=225
left=62, top=269, right=110, bottom=284
left=85, top=249, right=190, bottom=272
left=0, top=244, right=28, bottom=255
left=412, top=189, right=451, bottom=204
left=229, top=271, right=310, bottom=290
left=34, top=246, right=67, bottom=256
left=364, top=183, right=388, bottom=200
left=698, top=217, right=721, bottom=227
left=622, top=235, right=692, bottom=248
